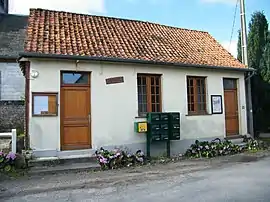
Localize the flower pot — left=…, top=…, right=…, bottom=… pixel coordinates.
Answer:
left=22, top=150, right=33, bottom=160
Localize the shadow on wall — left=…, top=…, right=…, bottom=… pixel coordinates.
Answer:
left=0, top=100, right=25, bottom=133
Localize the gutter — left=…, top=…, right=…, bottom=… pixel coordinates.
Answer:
left=18, top=52, right=255, bottom=72
left=0, top=55, right=17, bottom=60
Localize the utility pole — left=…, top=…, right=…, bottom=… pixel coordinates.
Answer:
left=240, top=0, right=254, bottom=137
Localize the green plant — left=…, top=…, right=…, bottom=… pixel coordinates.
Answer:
left=243, top=136, right=260, bottom=151
left=184, top=139, right=243, bottom=158
left=95, top=148, right=145, bottom=170
left=0, top=151, right=17, bottom=173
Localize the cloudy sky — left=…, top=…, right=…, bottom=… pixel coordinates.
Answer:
left=8, top=0, right=270, bottom=58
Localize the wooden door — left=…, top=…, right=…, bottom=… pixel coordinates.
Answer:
left=223, top=79, right=239, bottom=136
left=60, top=72, right=91, bottom=150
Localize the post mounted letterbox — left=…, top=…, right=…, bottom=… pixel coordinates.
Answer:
left=160, top=113, right=169, bottom=121
left=151, top=124, right=160, bottom=132
left=147, top=113, right=161, bottom=123
left=171, top=132, right=180, bottom=140
left=172, top=123, right=180, bottom=130
left=160, top=123, right=169, bottom=131
left=151, top=132, right=161, bottom=141
left=171, top=113, right=180, bottom=121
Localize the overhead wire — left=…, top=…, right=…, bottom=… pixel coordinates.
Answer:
left=228, top=0, right=240, bottom=53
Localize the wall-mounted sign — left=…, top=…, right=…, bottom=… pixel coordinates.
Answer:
left=105, top=76, right=124, bottom=85
left=211, top=95, right=223, bottom=114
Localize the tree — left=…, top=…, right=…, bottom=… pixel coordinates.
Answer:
left=247, top=11, right=268, bottom=71
left=260, top=33, right=270, bottom=82
left=237, top=30, right=242, bottom=62
left=237, top=11, right=270, bottom=134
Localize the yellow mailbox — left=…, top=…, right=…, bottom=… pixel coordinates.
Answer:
left=134, top=122, right=148, bottom=133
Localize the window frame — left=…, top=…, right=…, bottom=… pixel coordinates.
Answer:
left=60, top=71, right=90, bottom=87
left=186, top=76, right=208, bottom=115
left=137, top=74, right=162, bottom=117
left=32, top=92, right=58, bottom=117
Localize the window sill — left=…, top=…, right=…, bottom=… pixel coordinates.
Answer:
left=186, top=113, right=211, bottom=116
left=32, top=114, right=57, bottom=117
left=135, top=116, right=147, bottom=119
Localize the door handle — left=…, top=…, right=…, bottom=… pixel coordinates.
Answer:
left=89, top=113, right=91, bottom=122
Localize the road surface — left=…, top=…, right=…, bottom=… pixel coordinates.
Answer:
left=1, top=156, right=270, bottom=202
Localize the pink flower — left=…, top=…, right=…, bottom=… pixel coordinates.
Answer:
left=99, top=157, right=107, bottom=164
left=6, top=152, right=16, bottom=160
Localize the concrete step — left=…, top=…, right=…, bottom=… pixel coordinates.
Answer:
left=229, top=138, right=245, bottom=145
left=29, top=156, right=97, bottom=168
left=28, top=162, right=100, bottom=176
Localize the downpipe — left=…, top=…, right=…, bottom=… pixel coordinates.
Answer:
left=245, top=70, right=255, bottom=138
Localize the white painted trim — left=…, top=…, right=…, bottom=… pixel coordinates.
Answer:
left=0, top=129, right=16, bottom=153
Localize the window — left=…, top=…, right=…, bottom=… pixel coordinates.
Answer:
left=187, top=76, right=207, bottom=114
left=32, top=93, right=58, bottom=116
left=61, top=72, right=89, bottom=85
left=223, top=78, right=237, bottom=90
left=137, top=74, right=162, bottom=116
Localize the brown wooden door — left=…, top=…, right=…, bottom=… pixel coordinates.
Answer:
left=60, top=72, right=91, bottom=150
left=223, top=79, right=239, bottom=136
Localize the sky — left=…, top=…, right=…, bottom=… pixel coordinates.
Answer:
left=8, top=0, right=270, bottom=58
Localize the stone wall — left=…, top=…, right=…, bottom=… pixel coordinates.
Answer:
left=0, top=62, right=25, bottom=100
left=0, top=101, right=24, bottom=133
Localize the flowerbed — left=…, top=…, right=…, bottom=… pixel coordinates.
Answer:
left=0, top=151, right=17, bottom=173
left=95, top=147, right=145, bottom=170
left=184, top=137, right=265, bottom=159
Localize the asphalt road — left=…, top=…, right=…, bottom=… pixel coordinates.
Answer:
left=3, top=157, right=270, bottom=202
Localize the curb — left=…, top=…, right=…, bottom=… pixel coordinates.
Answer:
left=26, top=164, right=101, bottom=177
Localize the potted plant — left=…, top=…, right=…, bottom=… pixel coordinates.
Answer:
left=22, top=148, right=33, bottom=160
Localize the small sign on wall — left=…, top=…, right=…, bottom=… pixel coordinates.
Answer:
left=211, top=95, right=223, bottom=114
left=105, top=76, right=124, bottom=85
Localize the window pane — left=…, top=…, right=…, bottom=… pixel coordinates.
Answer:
left=142, top=77, right=146, bottom=85
left=189, top=78, right=193, bottom=87
left=155, top=77, right=160, bottom=86
left=151, top=77, right=155, bottom=85
left=151, top=95, right=155, bottom=103
left=156, top=94, right=160, bottom=104
left=151, top=86, right=155, bottom=94
left=62, top=72, right=88, bottom=84
left=156, top=86, right=159, bottom=94
left=33, top=94, right=57, bottom=116
left=223, top=79, right=237, bottom=90
left=152, top=104, right=156, bottom=112
left=156, top=104, right=161, bottom=112
left=137, top=77, right=141, bottom=85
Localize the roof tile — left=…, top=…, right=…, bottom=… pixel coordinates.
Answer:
left=25, top=8, right=245, bottom=68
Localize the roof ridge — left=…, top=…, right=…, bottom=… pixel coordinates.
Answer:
left=30, top=8, right=209, bottom=34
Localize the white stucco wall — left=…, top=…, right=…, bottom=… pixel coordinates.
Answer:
left=28, top=59, right=248, bottom=152
left=0, top=62, right=25, bottom=100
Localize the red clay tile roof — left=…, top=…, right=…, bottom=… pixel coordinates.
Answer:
left=24, top=8, right=246, bottom=68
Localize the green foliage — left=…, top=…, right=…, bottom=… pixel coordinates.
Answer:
left=185, top=137, right=266, bottom=159
left=95, top=148, right=145, bottom=170
left=260, top=39, right=270, bottom=82
left=237, top=29, right=242, bottom=62
left=247, top=11, right=269, bottom=71
left=184, top=139, right=243, bottom=158
left=0, top=152, right=17, bottom=173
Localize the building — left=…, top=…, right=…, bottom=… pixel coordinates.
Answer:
left=19, top=8, right=253, bottom=158
left=0, top=0, right=28, bottom=132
